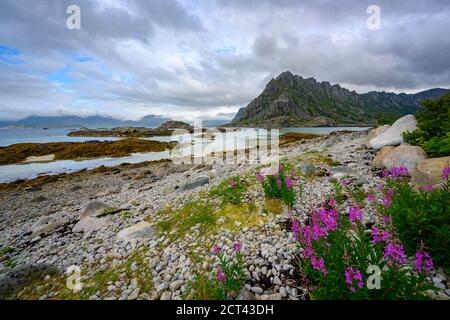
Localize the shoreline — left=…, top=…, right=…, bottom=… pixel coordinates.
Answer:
left=1, top=129, right=447, bottom=300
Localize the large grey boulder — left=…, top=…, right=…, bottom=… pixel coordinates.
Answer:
left=381, top=145, right=427, bottom=173
left=369, top=115, right=417, bottom=149
left=117, top=221, right=155, bottom=243
left=30, top=217, right=69, bottom=238
left=79, top=201, right=113, bottom=219
left=177, top=176, right=209, bottom=194
left=72, top=216, right=110, bottom=233
left=365, top=125, right=390, bottom=148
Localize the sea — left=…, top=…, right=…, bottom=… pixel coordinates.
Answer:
left=0, top=126, right=370, bottom=183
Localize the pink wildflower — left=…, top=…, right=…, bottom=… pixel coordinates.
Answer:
left=345, top=266, right=364, bottom=292
left=415, top=250, right=433, bottom=274
left=285, top=177, right=293, bottom=189
left=229, top=177, right=235, bottom=188
left=292, top=221, right=300, bottom=240
left=367, top=193, right=376, bottom=202
left=442, top=167, right=450, bottom=181
left=382, top=195, right=393, bottom=208
left=371, top=228, right=391, bottom=244
left=233, top=241, right=242, bottom=253
left=311, top=256, right=328, bottom=276
left=217, top=267, right=226, bottom=282
left=384, top=242, right=407, bottom=266
left=256, top=172, right=264, bottom=183
left=212, top=244, right=220, bottom=255
left=347, top=206, right=363, bottom=223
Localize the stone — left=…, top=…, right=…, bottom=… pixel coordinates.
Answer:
left=279, top=286, right=287, bottom=298
left=169, top=280, right=184, bottom=292
left=411, top=156, right=450, bottom=187
left=156, top=282, right=169, bottom=292
left=160, top=292, right=172, bottom=300
left=30, top=218, right=69, bottom=238
left=298, top=162, right=317, bottom=176
left=369, top=114, right=417, bottom=149
left=434, top=282, right=446, bottom=290
left=273, top=276, right=282, bottom=286
left=381, top=145, right=427, bottom=172
left=117, top=221, right=155, bottom=243
left=128, top=288, right=140, bottom=300
left=329, top=165, right=354, bottom=181
left=80, top=201, right=113, bottom=219
left=72, top=216, right=110, bottom=233
left=176, top=176, right=209, bottom=194
left=365, top=125, right=390, bottom=147
left=153, top=162, right=176, bottom=177
left=251, top=286, right=263, bottom=294
left=372, top=146, right=395, bottom=168
left=236, top=289, right=256, bottom=300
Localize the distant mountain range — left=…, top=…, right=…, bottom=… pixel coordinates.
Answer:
left=230, top=71, right=450, bottom=127
left=0, top=115, right=172, bottom=129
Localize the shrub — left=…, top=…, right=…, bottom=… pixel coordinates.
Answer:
left=378, top=167, right=450, bottom=272
left=403, top=93, right=450, bottom=157
left=209, top=176, right=247, bottom=206
left=293, top=200, right=433, bottom=299
left=256, top=163, right=298, bottom=208
left=187, top=242, right=246, bottom=300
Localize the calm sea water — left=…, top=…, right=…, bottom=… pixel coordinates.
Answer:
left=0, top=126, right=370, bottom=182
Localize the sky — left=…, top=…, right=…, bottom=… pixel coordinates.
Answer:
left=0, top=0, right=449, bottom=122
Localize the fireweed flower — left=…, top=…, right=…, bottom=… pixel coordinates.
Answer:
left=303, top=246, right=314, bottom=259
left=384, top=166, right=410, bottom=179
left=347, top=207, right=363, bottom=223
left=442, top=167, right=450, bottom=181
left=384, top=242, right=407, bottom=266
left=285, top=177, right=293, bottom=189
left=344, top=267, right=364, bottom=292
left=212, top=244, right=220, bottom=255
left=217, top=267, right=226, bottom=282
left=328, top=198, right=337, bottom=208
left=382, top=195, right=393, bottom=208
left=415, top=251, right=433, bottom=274
left=233, top=241, right=242, bottom=253
left=371, top=228, right=391, bottom=244
left=318, top=208, right=338, bottom=231
left=367, top=193, right=376, bottom=202
left=311, top=256, right=328, bottom=276
left=229, top=177, right=235, bottom=188
left=341, top=179, right=349, bottom=186
left=292, top=221, right=300, bottom=240
left=256, top=172, right=264, bottom=183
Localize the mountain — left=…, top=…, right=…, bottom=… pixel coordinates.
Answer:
left=0, top=121, right=13, bottom=128
left=230, top=71, right=450, bottom=127
left=7, top=115, right=170, bottom=129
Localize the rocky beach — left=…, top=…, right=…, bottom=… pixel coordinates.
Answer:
left=1, top=122, right=448, bottom=300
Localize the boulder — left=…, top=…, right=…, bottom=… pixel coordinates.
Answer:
left=30, top=218, right=69, bottom=238
left=365, top=125, right=390, bottom=147
left=329, top=165, right=354, bottom=181
left=72, top=216, right=110, bottom=233
left=411, top=156, right=450, bottom=186
left=80, top=202, right=113, bottom=219
left=381, top=145, right=427, bottom=173
left=298, top=162, right=317, bottom=176
left=117, top=221, right=155, bottom=243
left=369, top=115, right=417, bottom=149
left=236, top=289, right=256, bottom=300
left=177, top=176, right=209, bottom=194
left=372, top=146, right=396, bottom=168
left=152, top=162, right=176, bottom=177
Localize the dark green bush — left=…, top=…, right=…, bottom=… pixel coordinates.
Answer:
left=403, top=93, right=450, bottom=157
left=381, top=175, right=450, bottom=272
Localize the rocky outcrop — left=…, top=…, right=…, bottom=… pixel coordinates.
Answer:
left=177, top=176, right=209, bottom=194
left=381, top=145, right=427, bottom=172
left=72, top=216, right=110, bottom=233
left=369, top=115, right=417, bottom=149
left=373, top=146, right=395, bottom=168
left=411, top=156, right=450, bottom=186
left=158, top=121, right=193, bottom=131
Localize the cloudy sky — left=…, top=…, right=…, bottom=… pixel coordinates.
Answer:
left=1, top=0, right=449, bottom=121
